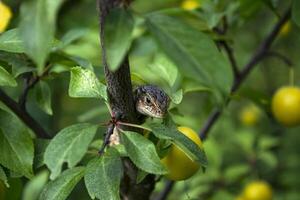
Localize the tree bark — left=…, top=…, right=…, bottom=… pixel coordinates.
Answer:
left=97, top=0, right=155, bottom=199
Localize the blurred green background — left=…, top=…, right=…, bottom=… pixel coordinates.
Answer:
left=1, top=0, right=300, bottom=199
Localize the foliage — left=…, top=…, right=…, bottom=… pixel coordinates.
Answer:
left=0, top=0, right=299, bottom=200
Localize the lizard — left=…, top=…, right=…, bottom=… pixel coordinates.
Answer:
left=100, top=85, right=170, bottom=154
left=134, top=85, right=170, bottom=119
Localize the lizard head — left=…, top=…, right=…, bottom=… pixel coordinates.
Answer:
left=135, top=85, right=170, bottom=118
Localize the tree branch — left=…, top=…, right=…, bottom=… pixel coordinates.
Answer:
left=215, top=17, right=240, bottom=78
left=203, top=6, right=291, bottom=143
left=156, top=7, right=291, bottom=200
left=219, top=41, right=239, bottom=78
left=155, top=181, right=175, bottom=200
left=97, top=0, right=155, bottom=199
left=18, top=74, right=39, bottom=110
left=0, top=89, right=51, bottom=139
left=19, top=64, right=51, bottom=110
left=200, top=108, right=222, bottom=140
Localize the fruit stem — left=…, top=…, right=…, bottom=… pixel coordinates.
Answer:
left=289, top=67, right=295, bottom=86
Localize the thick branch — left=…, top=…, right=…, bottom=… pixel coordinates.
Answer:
left=156, top=7, right=291, bottom=200
left=97, top=0, right=155, bottom=199
left=0, top=89, right=51, bottom=139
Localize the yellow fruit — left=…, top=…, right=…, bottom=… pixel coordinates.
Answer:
left=181, top=0, right=200, bottom=10
left=279, top=21, right=291, bottom=36
left=240, top=104, right=260, bottom=126
left=271, top=86, right=300, bottom=126
left=161, top=126, right=203, bottom=181
left=243, top=181, right=272, bottom=200
left=0, top=2, right=12, bottom=33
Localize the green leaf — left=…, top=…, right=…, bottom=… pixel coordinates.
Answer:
left=0, top=66, right=17, bottom=87
left=203, top=139, right=222, bottom=169
left=77, top=106, right=109, bottom=122
left=0, top=51, right=34, bottom=78
left=104, top=8, right=134, bottom=71
left=68, top=56, right=94, bottom=71
left=44, top=123, right=98, bottom=179
left=170, top=89, right=183, bottom=104
left=0, top=165, right=9, bottom=187
left=23, top=170, right=49, bottom=200
left=0, top=110, right=34, bottom=178
left=0, top=29, right=24, bottom=53
left=182, top=79, right=212, bottom=94
left=2, top=178, right=22, bottom=199
left=49, top=51, right=93, bottom=71
left=56, top=28, right=87, bottom=50
left=235, top=130, right=255, bottom=154
left=121, top=131, right=167, bottom=174
left=13, top=66, right=35, bottom=78
left=211, top=190, right=235, bottom=200
left=34, top=139, right=50, bottom=169
left=136, top=170, right=148, bottom=184
left=19, top=0, right=65, bottom=74
left=155, top=8, right=209, bottom=31
left=39, top=167, right=85, bottom=200
left=84, top=148, right=122, bottom=200
left=35, top=81, right=53, bottom=115
left=223, top=164, right=250, bottom=184
left=69, top=66, right=107, bottom=101
left=258, top=151, right=278, bottom=169
left=146, top=14, right=233, bottom=102
left=148, top=53, right=178, bottom=88
left=147, top=122, right=207, bottom=166
left=258, top=136, right=279, bottom=150
left=292, top=0, right=300, bottom=27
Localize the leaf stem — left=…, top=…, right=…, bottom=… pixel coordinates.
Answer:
left=117, top=121, right=152, bottom=132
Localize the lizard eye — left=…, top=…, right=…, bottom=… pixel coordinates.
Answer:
left=145, top=96, right=151, bottom=104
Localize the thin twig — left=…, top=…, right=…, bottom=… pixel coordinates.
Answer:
left=98, top=124, right=115, bottom=155
left=214, top=17, right=240, bottom=77
left=219, top=40, right=240, bottom=78
left=0, top=89, right=51, bottom=139
left=156, top=7, right=291, bottom=200
left=200, top=108, right=222, bottom=140
left=155, top=181, right=175, bottom=200
left=18, top=64, right=51, bottom=110
left=264, top=51, right=293, bottom=67
left=18, top=75, right=39, bottom=110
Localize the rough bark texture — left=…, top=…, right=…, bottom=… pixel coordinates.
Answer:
left=97, top=0, right=155, bottom=199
